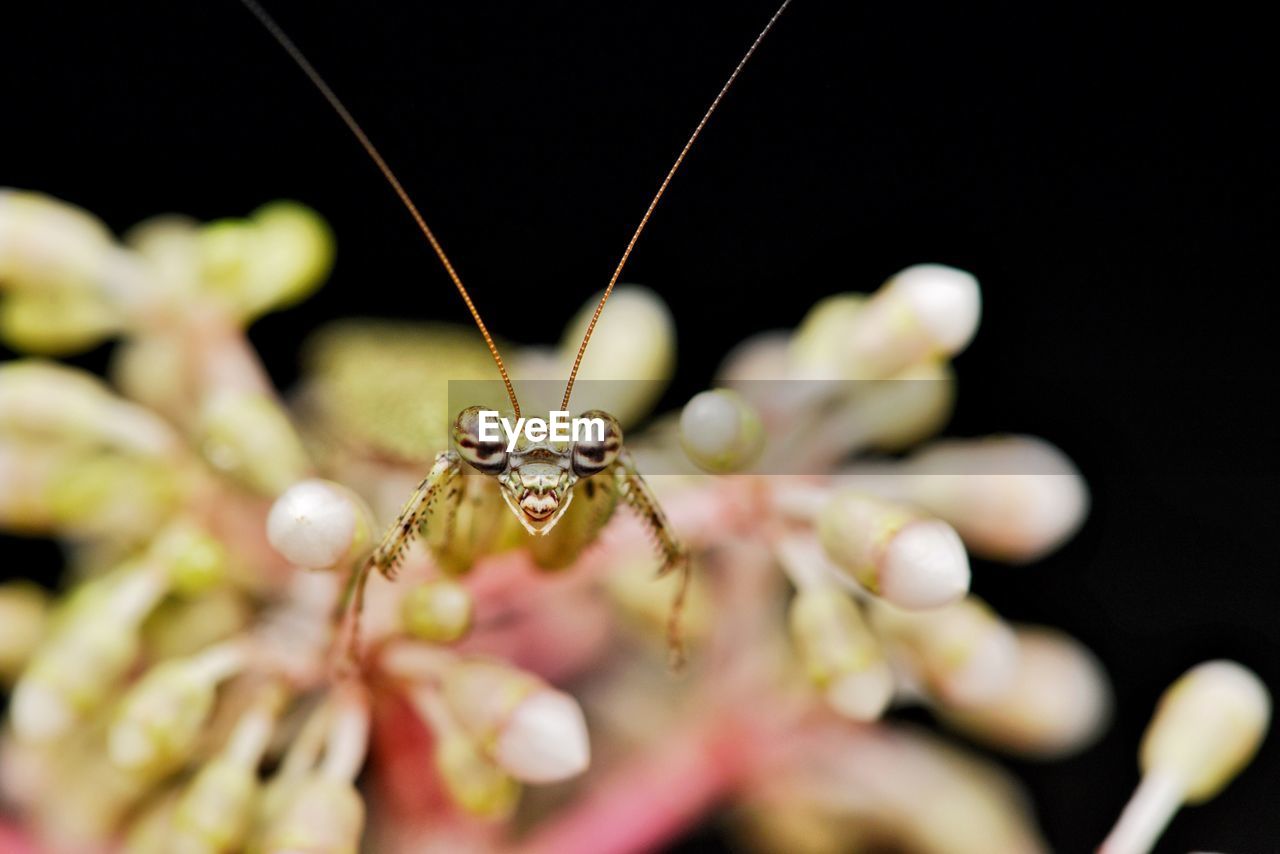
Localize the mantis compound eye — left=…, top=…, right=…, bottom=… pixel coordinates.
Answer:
left=571, top=410, right=623, bottom=477
left=452, top=405, right=509, bottom=475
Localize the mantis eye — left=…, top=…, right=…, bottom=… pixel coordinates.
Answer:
left=571, top=410, right=622, bottom=477
left=452, top=406, right=509, bottom=475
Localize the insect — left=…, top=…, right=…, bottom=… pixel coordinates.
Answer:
left=239, top=0, right=793, bottom=664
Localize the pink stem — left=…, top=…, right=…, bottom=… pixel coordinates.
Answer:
left=515, top=721, right=753, bottom=854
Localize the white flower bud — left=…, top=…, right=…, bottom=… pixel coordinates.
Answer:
left=886, top=264, right=982, bottom=355
left=443, top=659, right=591, bottom=784
left=555, top=286, right=675, bottom=426
left=798, top=265, right=980, bottom=379
left=679, top=389, right=765, bottom=473
left=941, top=626, right=1111, bottom=757
left=818, top=491, right=969, bottom=610
left=871, top=597, right=1019, bottom=708
left=904, top=435, right=1088, bottom=562
left=267, top=479, right=372, bottom=570
left=494, top=689, right=591, bottom=784
left=789, top=588, right=893, bottom=721
left=0, top=190, right=115, bottom=293
left=1101, top=662, right=1270, bottom=854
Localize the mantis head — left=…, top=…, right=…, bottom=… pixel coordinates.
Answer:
left=451, top=405, right=622, bottom=536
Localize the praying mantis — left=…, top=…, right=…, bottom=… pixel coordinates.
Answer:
left=238, top=0, right=793, bottom=663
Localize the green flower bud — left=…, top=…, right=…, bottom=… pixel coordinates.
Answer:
left=253, top=774, right=364, bottom=854
left=0, top=288, right=121, bottom=355
left=197, top=391, right=312, bottom=496
left=171, top=758, right=259, bottom=854
left=789, top=588, right=893, bottom=721
left=109, top=660, right=219, bottom=776
left=153, top=523, right=229, bottom=597
left=401, top=580, right=474, bottom=644
left=198, top=202, right=334, bottom=322
left=11, top=616, right=140, bottom=742
left=434, top=731, right=520, bottom=820
left=0, top=581, right=49, bottom=683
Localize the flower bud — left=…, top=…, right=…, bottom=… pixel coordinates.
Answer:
left=0, top=360, right=181, bottom=457
left=108, top=647, right=242, bottom=775
left=45, top=451, right=178, bottom=540
left=789, top=588, right=893, bottom=721
left=0, top=190, right=115, bottom=294
left=198, top=391, right=312, bottom=496
left=153, top=523, right=230, bottom=596
left=401, top=580, right=474, bottom=644
left=254, top=773, right=365, bottom=854
left=789, top=293, right=867, bottom=377
left=903, top=435, right=1088, bottom=562
left=679, top=389, right=765, bottom=473
left=940, top=626, right=1111, bottom=757
left=0, top=581, right=49, bottom=683
left=434, top=731, right=521, bottom=820
left=0, top=288, right=122, bottom=355
left=198, top=202, right=334, bottom=322
left=1101, top=662, right=1270, bottom=854
left=818, top=491, right=969, bottom=610
left=1141, top=660, right=1269, bottom=803
left=870, top=597, right=1019, bottom=708
left=10, top=568, right=167, bottom=742
left=170, top=758, right=259, bottom=854
left=798, top=265, right=980, bottom=379
left=859, top=361, right=956, bottom=452
left=267, top=479, right=373, bottom=570
left=443, top=659, right=590, bottom=783
left=555, top=286, right=674, bottom=426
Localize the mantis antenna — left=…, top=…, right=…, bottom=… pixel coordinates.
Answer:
left=560, top=0, right=794, bottom=411
left=237, top=0, right=522, bottom=417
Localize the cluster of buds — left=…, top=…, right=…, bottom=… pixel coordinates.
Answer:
left=0, top=192, right=1270, bottom=853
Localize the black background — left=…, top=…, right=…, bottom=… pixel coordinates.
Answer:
left=2, top=1, right=1278, bottom=850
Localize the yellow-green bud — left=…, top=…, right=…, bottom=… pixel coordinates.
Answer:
left=254, top=774, right=364, bottom=854
left=171, top=758, right=259, bottom=854
left=554, top=286, right=674, bottom=427
left=197, top=391, right=312, bottom=496
left=11, top=618, right=139, bottom=742
left=0, top=581, right=49, bottom=683
left=789, top=588, right=892, bottom=721
left=434, top=731, right=521, bottom=820
left=153, top=523, right=229, bottom=597
left=1140, top=660, right=1270, bottom=803
left=401, top=580, right=474, bottom=644
left=109, top=660, right=219, bottom=776
left=198, top=202, right=334, bottom=322
left=0, top=288, right=121, bottom=355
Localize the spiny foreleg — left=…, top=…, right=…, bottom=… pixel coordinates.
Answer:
left=338, top=451, right=463, bottom=670
left=612, top=451, right=691, bottom=667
